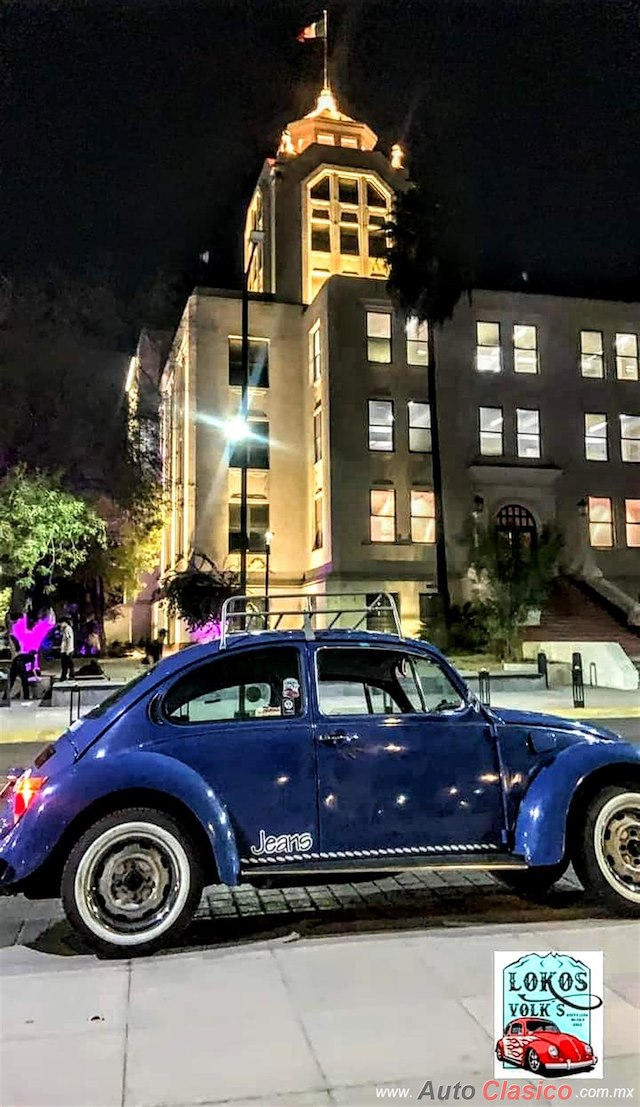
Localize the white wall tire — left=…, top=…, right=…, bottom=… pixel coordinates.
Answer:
left=61, top=807, right=203, bottom=955
left=573, top=786, right=640, bottom=917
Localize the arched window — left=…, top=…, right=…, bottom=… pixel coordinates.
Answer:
left=495, top=504, right=537, bottom=553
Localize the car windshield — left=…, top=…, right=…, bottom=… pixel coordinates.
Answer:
left=85, top=668, right=156, bottom=719
left=527, top=1020, right=560, bottom=1034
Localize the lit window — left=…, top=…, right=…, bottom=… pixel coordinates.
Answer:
left=313, top=495, right=323, bottom=550
left=620, top=414, right=640, bottom=462
left=588, top=496, right=614, bottom=548
left=367, top=181, right=387, bottom=207
left=340, top=227, right=359, bottom=255
left=479, top=407, right=504, bottom=456
left=514, top=324, right=539, bottom=374
left=229, top=421, right=269, bottom=470
left=411, top=491, right=436, bottom=543
left=584, top=414, right=608, bottom=461
left=341, top=136, right=358, bottom=149
left=310, top=177, right=330, bottom=201
left=408, top=401, right=431, bottom=452
left=309, top=322, right=322, bottom=383
left=616, top=333, right=639, bottom=380
left=580, top=330, right=604, bottom=378
left=314, top=406, right=323, bottom=463
left=366, top=311, right=392, bottom=363
left=228, top=338, right=269, bottom=388
left=368, top=400, right=394, bottom=451
left=229, top=502, right=269, bottom=552
left=476, top=322, right=501, bottom=373
left=370, top=489, right=395, bottom=542
left=516, top=409, right=541, bottom=458
left=625, top=499, right=640, bottom=547
left=338, top=178, right=359, bottom=205
left=311, top=226, right=331, bottom=252
left=406, top=317, right=429, bottom=365
left=317, top=133, right=335, bottom=146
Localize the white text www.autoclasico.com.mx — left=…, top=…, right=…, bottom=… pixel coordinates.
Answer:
left=374, top=1081, right=636, bottom=1101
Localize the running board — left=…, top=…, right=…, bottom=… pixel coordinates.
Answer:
left=240, top=852, right=527, bottom=880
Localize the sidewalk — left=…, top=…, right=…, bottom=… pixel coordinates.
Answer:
left=1, top=912, right=637, bottom=1106
left=1, top=684, right=638, bottom=750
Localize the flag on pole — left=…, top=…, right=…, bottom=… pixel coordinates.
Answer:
left=297, top=14, right=326, bottom=41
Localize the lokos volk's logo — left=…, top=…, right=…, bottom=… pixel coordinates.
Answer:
left=493, top=951, right=603, bottom=1079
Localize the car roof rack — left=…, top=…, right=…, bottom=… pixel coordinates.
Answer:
left=219, top=591, right=402, bottom=650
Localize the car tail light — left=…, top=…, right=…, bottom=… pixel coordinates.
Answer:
left=12, top=772, right=47, bottom=823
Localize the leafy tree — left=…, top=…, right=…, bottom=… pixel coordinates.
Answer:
left=387, top=180, right=478, bottom=633
left=468, top=522, right=562, bottom=659
left=0, top=466, right=107, bottom=603
left=160, top=552, right=239, bottom=632
left=84, top=482, right=165, bottom=620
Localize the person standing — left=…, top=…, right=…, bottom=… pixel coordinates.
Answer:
left=59, top=617, right=75, bottom=681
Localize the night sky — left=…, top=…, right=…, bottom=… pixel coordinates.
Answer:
left=2, top=0, right=639, bottom=309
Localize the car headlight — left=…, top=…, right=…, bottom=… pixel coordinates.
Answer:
left=585, top=1045, right=593, bottom=1056
left=548, top=1046, right=559, bottom=1058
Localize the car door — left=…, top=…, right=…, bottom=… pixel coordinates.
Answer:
left=151, top=643, right=318, bottom=865
left=313, top=644, right=506, bottom=857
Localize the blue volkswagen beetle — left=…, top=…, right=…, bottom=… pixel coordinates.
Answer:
left=1, top=594, right=639, bottom=955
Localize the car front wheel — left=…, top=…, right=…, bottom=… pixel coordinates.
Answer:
left=525, top=1048, right=545, bottom=1075
left=573, top=785, right=640, bottom=917
left=61, top=807, right=204, bottom=955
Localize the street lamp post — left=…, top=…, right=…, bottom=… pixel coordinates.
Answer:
left=239, top=229, right=265, bottom=595
left=264, top=530, right=273, bottom=613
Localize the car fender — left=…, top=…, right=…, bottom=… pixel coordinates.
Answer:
left=0, top=749, right=240, bottom=888
left=514, top=739, right=640, bottom=866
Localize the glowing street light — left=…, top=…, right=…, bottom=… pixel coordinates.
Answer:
left=224, top=415, right=250, bottom=443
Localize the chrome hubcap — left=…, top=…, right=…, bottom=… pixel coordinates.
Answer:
left=97, top=843, right=171, bottom=916
left=77, top=824, right=188, bottom=939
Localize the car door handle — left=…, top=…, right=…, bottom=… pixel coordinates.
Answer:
left=318, top=731, right=359, bottom=746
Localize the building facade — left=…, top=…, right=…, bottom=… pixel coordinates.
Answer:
left=158, top=87, right=640, bottom=641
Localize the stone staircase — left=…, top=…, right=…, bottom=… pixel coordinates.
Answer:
left=522, top=577, right=640, bottom=661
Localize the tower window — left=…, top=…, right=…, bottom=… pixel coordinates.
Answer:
left=229, top=502, right=270, bottom=552
left=229, top=421, right=269, bottom=470
left=310, top=177, right=331, bottom=201
left=311, top=226, right=331, bottom=252
left=338, top=178, right=359, bottom=205
left=340, top=228, right=359, bottom=255
left=309, top=322, right=322, bottom=383
left=314, top=406, right=323, bottom=463
left=341, top=136, right=358, bottom=149
left=367, top=181, right=387, bottom=207
left=313, top=494, right=324, bottom=550
left=317, top=133, right=335, bottom=146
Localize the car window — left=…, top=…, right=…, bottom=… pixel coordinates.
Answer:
left=316, top=648, right=463, bottom=717
left=527, top=1021, right=560, bottom=1034
left=163, top=646, right=303, bottom=724
left=511, top=1024, right=523, bottom=1035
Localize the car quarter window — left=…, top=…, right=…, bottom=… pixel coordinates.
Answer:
left=316, top=648, right=463, bottom=716
left=163, top=647, right=303, bottom=724
left=511, top=1024, right=523, bottom=1035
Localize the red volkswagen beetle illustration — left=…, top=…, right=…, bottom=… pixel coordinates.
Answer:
left=496, top=1019, right=597, bottom=1075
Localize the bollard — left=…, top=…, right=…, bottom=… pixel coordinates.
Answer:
left=571, top=651, right=585, bottom=708
left=537, top=651, right=549, bottom=689
left=478, top=668, right=491, bottom=706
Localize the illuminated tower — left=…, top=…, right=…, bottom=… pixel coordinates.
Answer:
left=244, top=84, right=406, bottom=304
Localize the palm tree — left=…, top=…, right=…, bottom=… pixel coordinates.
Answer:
left=387, top=181, right=476, bottom=633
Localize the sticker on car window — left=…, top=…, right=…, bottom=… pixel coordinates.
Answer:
left=255, top=706, right=282, bottom=718
left=283, top=677, right=300, bottom=699
left=282, top=697, right=296, bottom=716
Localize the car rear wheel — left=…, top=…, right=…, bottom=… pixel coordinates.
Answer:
left=495, top=861, right=567, bottom=901
left=572, top=785, right=640, bottom=917
left=61, top=807, right=204, bottom=955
